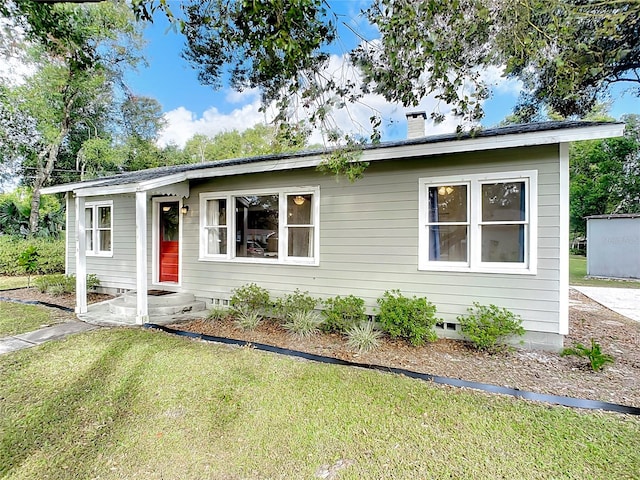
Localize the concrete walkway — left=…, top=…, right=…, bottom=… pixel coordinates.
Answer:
left=0, top=321, right=99, bottom=355
left=572, top=286, right=640, bottom=322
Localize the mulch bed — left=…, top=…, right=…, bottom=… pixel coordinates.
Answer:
left=2, top=287, right=639, bottom=408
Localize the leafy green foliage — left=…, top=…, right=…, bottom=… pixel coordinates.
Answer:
left=457, top=303, right=525, bottom=353
left=317, top=138, right=370, bottom=183
left=376, top=290, right=439, bottom=346
left=321, top=295, right=367, bottom=333
left=283, top=310, right=324, bottom=338
left=34, top=274, right=100, bottom=296
left=0, top=236, right=64, bottom=275
left=346, top=321, right=383, bottom=353
left=561, top=339, right=614, bottom=372
left=230, top=283, right=271, bottom=317
left=234, top=309, right=263, bottom=330
left=17, top=246, right=39, bottom=275
left=570, top=113, right=640, bottom=235
left=273, top=289, right=318, bottom=323
left=207, top=306, right=229, bottom=322
left=0, top=190, right=64, bottom=238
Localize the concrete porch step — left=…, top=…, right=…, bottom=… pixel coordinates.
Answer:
left=108, top=292, right=207, bottom=317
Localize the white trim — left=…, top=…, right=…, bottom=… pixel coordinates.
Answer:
left=64, top=193, right=70, bottom=275
left=419, top=170, right=538, bottom=275
left=40, top=124, right=624, bottom=197
left=151, top=196, right=183, bottom=287
left=559, top=143, right=570, bottom=335
left=199, top=186, right=320, bottom=266
left=135, top=191, right=149, bottom=324
left=75, top=196, right=87, bottom=314
left=84, top=200, right=114, bottom=257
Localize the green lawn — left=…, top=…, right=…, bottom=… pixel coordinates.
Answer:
left=1, top=329, right=638, bottom=479
left=570, top=255, right=640, bottom=288
left=0, top=302, right=60, bottom=336
left=0, top=276, right=39, bottom=291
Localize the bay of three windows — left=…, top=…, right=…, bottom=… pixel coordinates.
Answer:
left=200, top=188, right=319, bottom=264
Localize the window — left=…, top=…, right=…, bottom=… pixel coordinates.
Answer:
left=200, top=187, right=319, bottom=265
left=419, top=171, right=537, bottom=274
left=85, top=201, right=112, bottom=256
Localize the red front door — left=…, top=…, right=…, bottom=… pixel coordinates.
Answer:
left=159, top=202, right=179, bottom=283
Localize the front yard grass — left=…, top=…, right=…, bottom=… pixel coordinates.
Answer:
left=1, top=328, right=638, bottom=479
left=0, top=302, right=60, bottom=337
left=570, top=255, right=640, bottom=288
left=0, top=276, right=39, bottom=291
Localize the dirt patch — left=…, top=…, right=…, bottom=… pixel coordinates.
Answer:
left=173, top=289, right=640, bottom=408
left=1, top=287, right=638, bottom=408
left=0, top=287, right=112, bottom=310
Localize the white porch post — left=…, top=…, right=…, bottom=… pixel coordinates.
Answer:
left=135, top=191, right=149, bottom=324
left=75, top=195, right=87, bottom=314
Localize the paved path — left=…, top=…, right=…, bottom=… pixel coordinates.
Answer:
left=572, top=286, right=640, bottom=322
left=0, top=321, right=99, bottom=355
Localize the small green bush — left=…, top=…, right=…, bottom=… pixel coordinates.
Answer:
left=34, top=273, right=100, bottom=295
left=321, top=295, right=367, bottom=333
left=457, top=303, right=525, bottom=353
left=273, top=289, right=318, bottom=322
left=346, top=321, right=383, bottom=353
left=0, top=236, right=64, bottom=275
left=283, top=310, right=324, bottom=338
left=230, top=283, right=271, bottom=316
left=561, top=338, right=614, bottom=372
left=376, top=290, right=439, bottom=346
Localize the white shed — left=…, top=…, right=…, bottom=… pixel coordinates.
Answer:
left=586, top=214, right=640, bottom=279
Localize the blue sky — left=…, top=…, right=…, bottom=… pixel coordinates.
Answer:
left=125, top=1, right=640, bottom=147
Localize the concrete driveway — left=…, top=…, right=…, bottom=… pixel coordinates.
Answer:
left=572, top=286, right=640, bottom=322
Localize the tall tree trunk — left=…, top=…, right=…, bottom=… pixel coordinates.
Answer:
left=28, top=91, right=75, bottom=235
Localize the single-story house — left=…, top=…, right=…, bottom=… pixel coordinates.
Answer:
left=41, top=118, right=624, bottom=350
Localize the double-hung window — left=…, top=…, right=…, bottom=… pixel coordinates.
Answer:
left=200, top=187, right=319, bottom=265
left=85, top=201, right=113, bottom=256
left=419, top=171, right=537, bottom=274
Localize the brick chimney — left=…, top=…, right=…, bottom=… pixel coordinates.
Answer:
left=406, top=111, right=426, bottom=139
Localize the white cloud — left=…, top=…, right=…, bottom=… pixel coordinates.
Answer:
left=158, top=54, right=522, bottom=148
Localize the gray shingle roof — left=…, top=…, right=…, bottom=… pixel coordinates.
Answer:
left=45, top=120, right=621, bottom=192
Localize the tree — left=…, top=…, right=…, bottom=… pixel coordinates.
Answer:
left=0, top=0, right=145, bottom=234
left=131, top=0, right=640, bottom=131
left=182, top=123, right=310, bottom=163
left=570, top=114, right=640, bottom=235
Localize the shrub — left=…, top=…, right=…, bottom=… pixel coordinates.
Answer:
left=321, top=295, right=367, bottom=333
left=346, top=321, right=383, bottom=353
left=34, top=273, right=100, bottom=295
left=376, top=290, right=439, bottom=346
left=234, top=309, right=262, bottom=330
left=561, top=338, right=614, bottom=372
left=273, top=289, right=318, bottom=322
left=0, top=236, right=64, bottom=275
left=283, top=310, right=324, bottom=338
left=457, top=303, right=525, bottom=353
left=230, top=283, right=271, bottom=316
left=17, top=246, right=39, bottom=287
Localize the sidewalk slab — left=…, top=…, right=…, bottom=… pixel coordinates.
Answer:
left=572, top=286, right=640, bottom=322
left=0, top=337, right=36, bottom=355
left=13, top=321, right=98, bottom=345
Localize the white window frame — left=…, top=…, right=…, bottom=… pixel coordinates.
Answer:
left=85, top=200, right=113, bottom=257
left=419, top=171, right=537, bottom=274
left=199, top=186, right=320, bottom=266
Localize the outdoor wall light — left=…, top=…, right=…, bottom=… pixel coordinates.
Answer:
left=181, top=205, right=190, bottom=215
left=293, top=195, right=306, bottom=205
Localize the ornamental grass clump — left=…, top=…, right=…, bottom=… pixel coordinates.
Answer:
left=376, top=290, right=439, bottom=346
left=234, top=308, right=263, bottom=330
left=283, top=310, right=324, bottom=338
left=207, top=306, right=229, bottom=322
left=346, top=321, right=383, bottom=353
left=457, top=302, right=525, bottom=353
